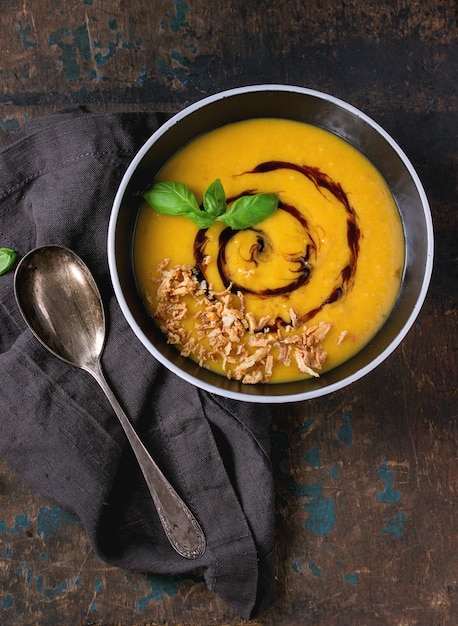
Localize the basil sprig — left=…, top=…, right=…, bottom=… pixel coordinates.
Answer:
left=143, top=179, right=278, bottom=230
left=0, top=248, right=17, bottom=275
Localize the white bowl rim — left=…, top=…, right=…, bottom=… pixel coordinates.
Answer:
left=108, top=84, right=434, bottom=404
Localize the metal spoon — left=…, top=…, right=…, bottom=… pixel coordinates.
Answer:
left=14, top=244, right=206, bottom=560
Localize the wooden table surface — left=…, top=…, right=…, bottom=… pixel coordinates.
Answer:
left=1, top=1, right=456, bottom=624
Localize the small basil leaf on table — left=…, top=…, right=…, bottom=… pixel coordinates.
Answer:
left=0, top=248, right=17, bottom=275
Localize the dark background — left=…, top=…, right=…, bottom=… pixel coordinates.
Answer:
left=1, top=1, right=457, bottom=624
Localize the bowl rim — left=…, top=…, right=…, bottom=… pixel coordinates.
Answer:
left=108, top=84, right=434, bottom=404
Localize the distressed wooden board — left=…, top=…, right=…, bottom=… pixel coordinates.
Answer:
left=1, top=0, right=457, bottom=624
left=1, top=353, right=457, bottom=625
left=0, top=0, right=457, bottom=146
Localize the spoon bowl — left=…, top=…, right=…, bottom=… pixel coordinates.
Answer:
left=14, top=244, right=206, bottom=560
left=14, top=246, right=105, bottom=369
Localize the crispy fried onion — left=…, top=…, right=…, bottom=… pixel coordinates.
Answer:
left=152, top=260, right=335, bottom=384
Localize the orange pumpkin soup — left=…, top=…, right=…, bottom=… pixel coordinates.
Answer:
left=134, top=118, right=405, bottom=383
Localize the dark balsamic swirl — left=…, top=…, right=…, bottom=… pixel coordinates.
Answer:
left=193, top=160, right=360, bottom=324
left=216, top=200, right=314, bottom=296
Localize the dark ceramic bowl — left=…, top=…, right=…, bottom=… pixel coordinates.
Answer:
left=108, top=85, right=433, bottom=403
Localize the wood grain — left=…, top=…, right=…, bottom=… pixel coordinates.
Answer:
left=1, top=0, right=457, bottom=624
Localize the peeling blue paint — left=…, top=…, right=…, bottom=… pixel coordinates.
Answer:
left=4, top=545, right=12, bottom=559
left=35, top=574, right=69, bottom=599
left=49, top=24, right=91, bottom=84
left=309, top=561, right=323, bottom=579
left=375, top=461, right=402, bottom=504
left=93, top=30, right=121, bottom=66
left=157, top=54, right=188, bottom=83
left=0, top=513, right=31, bottom=536
left=295, top=418, right=315, bottom=432
left=123, top=38, right=142, bottom=50
left=36, top=506, right=79, bottom=541
left=170, top=0, right=190, bottom=32
left=86, top=69, right=107, bottom=81
left=49, top=18, right=143, bottom=81
left=292, top=558, right=300, bottom=572
left=303, top=484, right=336, bottom=535
left=344, top=572, right=359, bottom=584
left=44, top=581, right=68, bottom=600
left=138, top=67, right=147, bottom=85
left=0, top=117, right=21, bottom=132
left=337, top=410, right=353, bottom=446
left=137, top=574, right=183, bottom=610
left=159, top=0, right=190, bottom=33
left=304, top=446, right=321, bottom=468
left=1, top=594, right=13, bottom=609
left=271, top=429, right=335, bottom=534
left=170, top=49, right=186, bottom=64
left=89, top=577, right=103, bottom=611
left=156, top=1, right=220, bottom=91
left=183, top=41, right=198, bottom=53
left=382, top=511, right=406, bottom=537
left=18, top=22, right=37, bottom=49
left=329, top=464, right=339, bottom=479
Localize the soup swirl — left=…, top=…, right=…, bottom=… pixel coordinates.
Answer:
left=134, top=118, right=404, bottom=383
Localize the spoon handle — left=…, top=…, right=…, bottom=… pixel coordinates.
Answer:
left=88, top=360, right=206, bottom=560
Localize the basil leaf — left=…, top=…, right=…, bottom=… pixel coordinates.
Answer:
left=143, top=181, right=213, bottom=229
left=217, top=193, right=278, bottom=229
left=143, top=179, right=279, bottom=231
left=144, top=181, right=200, bottom=216
left=203, top=178, right=226, bottom=218
left=0, top=248, right=17, bottom=275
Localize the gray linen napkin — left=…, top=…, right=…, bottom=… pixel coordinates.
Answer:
left=0, top=109, right=275, bottom=619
